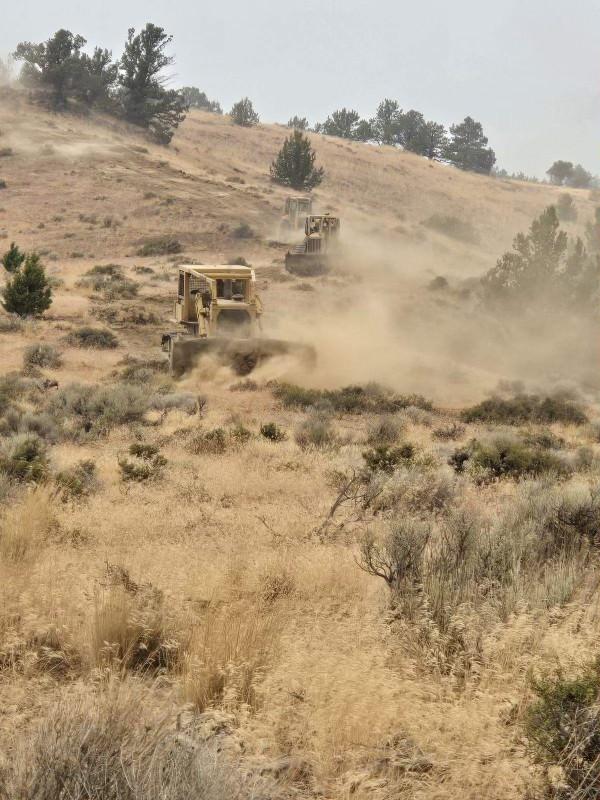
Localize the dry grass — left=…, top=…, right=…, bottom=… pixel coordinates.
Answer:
left=0, top=91, right=598, bottom=799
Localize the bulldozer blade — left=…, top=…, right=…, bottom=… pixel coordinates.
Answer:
left=168, top=337, right=316, bottom=377
left=285, top=252, right=330, bottom=277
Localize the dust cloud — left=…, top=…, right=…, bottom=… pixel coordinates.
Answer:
left=264, top=226, right=600, bottom=406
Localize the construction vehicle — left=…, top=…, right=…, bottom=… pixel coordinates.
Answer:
left=285, top=214, right=341, bottom=276
left=279, top=196, right=313, bottom=237
left=161, top=264, right=315, bottom=376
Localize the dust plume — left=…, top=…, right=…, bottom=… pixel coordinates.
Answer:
left=266, top=226, right=600, bottom=405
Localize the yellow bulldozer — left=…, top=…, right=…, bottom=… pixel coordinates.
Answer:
left=285, top=214, right=340, bottom=276
left=161, top=264, right=315, bottom=376
left=279, top=196, right=313, bottom=237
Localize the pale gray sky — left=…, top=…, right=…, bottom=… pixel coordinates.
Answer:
left=2, top=0, right=598, bottom=177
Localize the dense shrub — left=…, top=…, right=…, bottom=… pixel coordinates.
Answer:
left=188, top=427, right=228, bottom=455
left=521, top=428, right=565, bottom=450
left=80, top=265, right=138, bottom=300
left=0, top=409, right=59, bottom=442
left=464, top=436, right=569, bottom=479
left=260, top=422, right=287, bottom=442
left=48, top=383, right=148, bottom=438
left=525, top=658, right=600, bottom=798
left=0, top=433, right=48, bottom=482
left=367, top=415, right=403, bottom=446
left=272, top=382, right=432, bottom=414
left=362, top=443, right=415, bottom=474
left=461, top=393, right=587, bottom=426
left=136, top=236, right=182, bottom=256
left=66, top=326, right=119, bottom=349
left=295, top=412, right=336, bottom=449
left=23, top=343, right=63, bottom=370
left=55, top=459, right=98, bottom=501
left=119, top=443, right=166, bottom=482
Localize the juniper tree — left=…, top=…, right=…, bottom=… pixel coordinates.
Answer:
left=2, top=253, right=52, bottom=317
left=2, top=242, right=26, bottom=273
left=230, top=97, right=259, bottom=127
left=270, top=130, right=324, bottom=190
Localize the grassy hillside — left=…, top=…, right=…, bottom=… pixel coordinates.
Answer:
left=0, top=90, right=599, bottom=800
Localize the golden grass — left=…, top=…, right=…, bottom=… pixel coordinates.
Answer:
left=0, top=92, right=599, bottom=798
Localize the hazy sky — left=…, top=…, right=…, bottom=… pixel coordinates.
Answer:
left=2, top=0, right=598, bottom=177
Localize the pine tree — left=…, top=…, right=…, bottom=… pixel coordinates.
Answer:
left=2, top=253, right=52, bottom=317
left=445, top=117, right=496, bottom=174
left=370, top=99, right=402, bottom=145
left=270, top=131, right=324, bottom=190
left=482, top=207, right=568, bottom=306
left=13, top=29, right=87, bottom=109
left=546, top=160, right=574, bottom=186
left=118, top=24, right=187, bottom=144
left=2, top=242, right=26, bottom=273
left=230, top=97, right=259, bottom=127
left=319, top=108, right=362, bottom=139
left=287, top=116, right=308, bottom=130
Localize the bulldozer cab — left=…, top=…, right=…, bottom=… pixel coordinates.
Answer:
left=305, top=214, right=340, bottom=238
left=173, top=265, right=262, bottom=338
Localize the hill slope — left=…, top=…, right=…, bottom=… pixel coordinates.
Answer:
left=0, top=92, right=599, bottom=800
left=1, top=92, right=596, bottom=402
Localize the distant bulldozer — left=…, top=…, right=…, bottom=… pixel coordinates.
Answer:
left=285, top=214, right=340, bottom=276
left=279, top=196, right=313, bottom=237
left=162, top=264, right=315, bottom=376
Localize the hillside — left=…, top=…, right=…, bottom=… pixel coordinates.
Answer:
left=0, top=91, right=596, bottom=402
left=0, top=91, right=599, bottom=800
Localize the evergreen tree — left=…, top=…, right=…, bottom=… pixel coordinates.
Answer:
left=270, top=130, right=324, bottom=190
left=546, top=160, right=574, bottom=185
left=2, top=253, right=52, bottom=317
left=2, top=242, right=26, bottom=273
left=567, top=164, right=592, bottom=189
left=370, top=99, right=401, bottom=145
left=396, top=109, right=426, bottom=152
left=445, top=117, right=496, bottom=174
left=482, top=207, right=571, bottom=307
left=76, top=47, right=118, bottom=108
left=118, top=24, right=187, bottom=144
left=319, top=108, right=363, bottom=139
left=287, top=116, right=308, bottom=130
left=230, top=97, right=259, bottom=127
left=180, top=86, right=222, bottom=113
left=422, top=121, right=448, bottom=160
left=14, top=29, right=87, bottom=109
left=354, top=119, right=374, bottom=142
